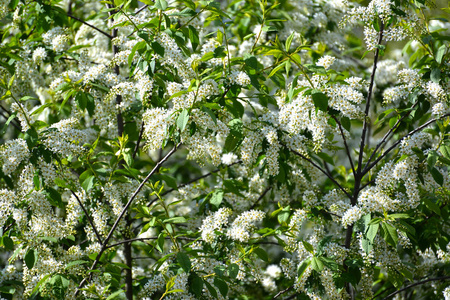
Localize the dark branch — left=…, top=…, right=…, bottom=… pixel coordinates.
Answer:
left=250, top=186, right=272, bottom=209
left=133, top=121, right=145, bottom=159
left=363, top=100, right=420, bottom=175
left=66, top=13, right=113, bottom=39
left=75, top=144, right=180, bottom=295
left=69, top=189, right=103, bottom=244
left=273, top=286, right=294, bottom=299
left=332, top=115, right=356, bottom=177
left=362, top=112, right=450, bottom=176
left=380, top=276, right=450, bottom=300
left=286, top=145, right=351, bottom=199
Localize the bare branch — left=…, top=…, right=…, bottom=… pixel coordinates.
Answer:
left=332, top=115, right=356, bottom=177
left=380, top=276, right=450, bottom=300
left=250, top=186, right=272, bottom=209
left=66, top=13, right=113, bottom=39
left=362, top=112, right=450, bottom=176
left=273, top=286, right=293, bottom=299
left=286, top=145, right=351, bottom=199
left=69, top=189, right=103, bottom=244
left=363, top=100, right=420, bottom=175
left=356, top=22, right=384, bottom=181
left=75, top=144, right=180, bottom=295
left=133, top=121, right=145, bottom=159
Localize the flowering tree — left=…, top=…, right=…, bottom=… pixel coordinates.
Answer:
left=0, top=0, right=449, bottom=299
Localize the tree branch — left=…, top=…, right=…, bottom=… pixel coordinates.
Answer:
left=250, top=186, right=272, bottom=209
left=133, top=121, right=145, bottom=159
left=106, top=236, right=196, bottom=249
left=380, top=276, right=450, bottom=300
left=286, top=146, right=351, bottom=199
left=332, top=115, right=356, bottom=177
left=69, top=189, right=103, bottom=244
left=147, top=160, right=242, bottom=207
left=362, top=112, right=450, bottom=176
left=363, top=100, right=420, bottom=175
left=75, top=144, right=180, bottom=296
left=273, top=286, right=293, bottom=299
left=65, top=13, right=113, bottom=39
left=356, top=22, right=384, bottom=183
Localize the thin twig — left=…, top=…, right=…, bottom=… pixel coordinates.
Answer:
left=75, top=144, right=180, bottom=296
left=362, top=112, right=450, bottom=176
left=65, top=13, right=113, bottom=39
left=133, top=121, right=145, bottom=159
left=147, top=160, right=242, bottom=207
left=356, top=22, right=384, bottom=183
left=332, top=115, right=356, bottom=177
left=379, top=276, right=450, bottom=300
left=106, top=236, right=196, bottom=249
left=273, top=286, right=293, bottom=299
left=363, top=100, right=420, bottom=175
left=250, top=186, right=272, bottom=209
left=69, top=189, right=103, bottom=244
left=286, top=146, right=351, bottom=199
left=135, top=4, right=149, bottom=14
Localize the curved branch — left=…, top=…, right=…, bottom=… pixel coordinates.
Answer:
left=362, top=112, right=450, bottom=176
left=65, top=13, right=113, bottom=39
left=363, top=100, right=420, bottom=175
left=75, top=144, right=180, bottom=295
left=106, top=236, right=196, bottom=249
left=286, top=146, right=351, bottom=199
left=380, top=276, right=450, bottom=300
left=332, top=115, right=356, bottom=177
left=273, top=286, right=293, bottom=299
left=147, top=160, right=242, bottom=207
left=69, top=189, right=103, bottom=244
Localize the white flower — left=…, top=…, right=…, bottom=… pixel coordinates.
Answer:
left=317, top=55, right=335, bottom=69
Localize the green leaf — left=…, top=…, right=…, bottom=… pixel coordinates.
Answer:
left=65, top=260, right=88, bottom=270
left=361, top=237, right=372, bottom=254
left=177, top=252, right=191, bottom=273
left=210, top=189, right=223, bottom=208
left=156, top=233, right=165, bottom=253
left=268, top=61, right=287, bottom=78
left=106, top=290, right=125, bottom=300
left=151, top=41, right=165, bottom=57
left=436, top=44, right=446, bottom=64
left=177, top=109, right=189, bottom=132
left=430, top=167, right=444, bottom=186
left=440, top=145, right=450, bottom=159
left=302, top=240, right=314, bottom=253
left=228, top=263, right=239, bottom=279
left=430, top=68, right=440, bottom=83
left=163, top=217, right=187, bottom=224
left=3, top=236, right=14, bottom=250
left=366, top=223, right=379, bottom=243
left=25, top=248, right=38, bottom=269
left=189, top=275, right=203, bottom=297
left=297, top=259, right=310, bottom=277
left=380, top=222, right=398, bottom=247
left=253, top=247, right=269, bottom=262
left=423, top=198, right=441, bottom=215
left=228, top=119, right=243, bottom=138
left=30, top=274, right=51, bottom=296
left=204, top=280, right=218, bottom=298
left=310, top=256, right=324, bottom=272
left=388, top=268, right=404, bottom=289
left=81, top=175, right=95, bottom=192
left=311, top=89, right=328, bottom=112
left=155, top=0, right=168, bottom=10
left=317, top=152, right=334, bottom=165
left=213, top=277, right=228, bottom=298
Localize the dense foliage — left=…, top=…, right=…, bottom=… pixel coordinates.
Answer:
left=0, top=0, right=449, bottom=299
